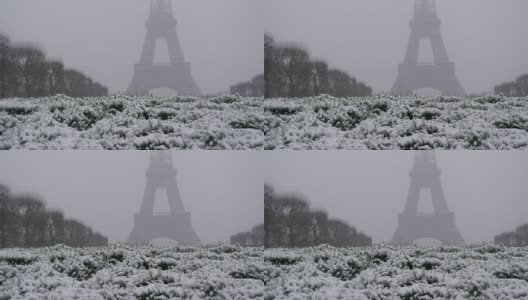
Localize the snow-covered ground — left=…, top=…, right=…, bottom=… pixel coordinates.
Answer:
left=0, top=95, right=264, bottom=150
left=264, top=245, right=528, bottom=299
left=2, top=244, right=526, bottom=299
left=0, top=244, right=264, bottom=299
left=264, top=95, right=528, bottom=149
left=1, top=94, right=527, bottom=149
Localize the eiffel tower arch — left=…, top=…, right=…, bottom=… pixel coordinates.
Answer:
left=392, top=152, right=465, bottom=246
left=127, top=0, right=201, bottom=96
left=392, top=0, right=465, bottom=96
left=128, top=151, right=201, bottom=246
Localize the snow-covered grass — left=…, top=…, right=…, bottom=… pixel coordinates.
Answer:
left=2, top=244, right=527, bottom=299
left=264, top=244, right=528, bottom=299
left=264, top=95, right=528, bottom=149
left=0, top=244, right=264, bottom=299
left=0, top=95, right=264, bottom=150
left=1, top=94, right=527, bottom=149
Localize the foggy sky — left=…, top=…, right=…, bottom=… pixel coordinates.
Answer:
left=264, top=151, right=528, bottom=245
left=266, top=0, right=528, bottom=95
left=0, top=151, right=263, bottom=245
left=0, top=0, right=263, bottom=95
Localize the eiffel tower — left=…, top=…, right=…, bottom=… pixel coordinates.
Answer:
left=128, top=151, right=201, bottom=246
left=392, top=0, right=465, bottom=96
left=392, top=152, right=465, bottom=246
left=127, top=0, right=201, bottom=96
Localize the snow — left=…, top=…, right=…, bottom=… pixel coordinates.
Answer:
left=264, top=244, right=528, bottom=299
left=263, top=95, right=528, bottom=150
left=1, top=244, right=527, bottom=299
left=0, top=244, right=264, bottom=299
left=1, top=94, right=527, bottom=149
left=0, top=95, right=264, bottom=150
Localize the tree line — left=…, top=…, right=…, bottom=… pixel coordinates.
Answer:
left=229, top=74, right=264, bottom=97
left=494, top=74, right=528, bottom=97
left=494, top=224, right=528, bottom=247
left=264, top=184, right=372, bottom=248
left=229, top=224, right=264, bottom=247
left=0, top=33, right=108, bottom=99
left=0, top=184, right=108, bottom=249
left=264, top=34, right=372, bottom=99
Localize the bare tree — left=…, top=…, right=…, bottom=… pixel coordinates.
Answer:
left=264, top=34, right=373, bottom=98
left=46, top=61, right=65, bottom=96
left=0, top=183, right=108, bottom=249
left=0, top=185, right=8, bottom=248
left=13, top=46, right=47, bottom=97
left=265, top=187, right=372, bottom=248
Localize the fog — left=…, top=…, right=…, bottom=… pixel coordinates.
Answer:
left=0, top=0, right=263, bottom=95
left=265, top=0, right=528, bottom=95
left=0, top=151, right=263, bottom=245
left=264, top=151, right=528, bottom=245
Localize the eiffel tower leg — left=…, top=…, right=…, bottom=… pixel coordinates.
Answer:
left=174, top=77, right=202, bottom=97
left=431, top=182, right=449, bottom=214
left=451, top=230, right=465, bottom=246
left=127, top=73, right=149, bottom=96
left=431, top=33, right=449, bottom=64
left=167, top=185, right=185, bottom=214
left=442, top=79, right=465, bottom=97
left=438, top=226, right=465, bottom=246
left=128, top=226, right=145, bottom=245
left=185, top=79, right=202, bottom=97
left=392, top=226, right=407, bottom=245
left=404, top=182, right=420, bottom=214
left=140, top=34, right=156, bottom=65
left=179, top=229, right=201, bottom=247
left=166, top=30, right=185, bottom=63
left=391, top=76, right=408, bottom=96
left=404, top=34, right=420, bottom=65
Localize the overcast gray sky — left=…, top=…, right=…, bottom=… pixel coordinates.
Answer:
left=0, top=0, right=263, bottom=95
left=264, top=151, right=528, bottom=245
left=0, top=151, right=263, bottom=245
left=266, top=0, right=528, bottom=95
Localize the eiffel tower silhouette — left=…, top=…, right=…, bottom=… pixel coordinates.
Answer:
left=127, top=0, right=201, bottom=96
left=392, top=151, right=465, bottom=246
left=128, top=151, right=201, bottom=246
left=392, top=0, right=465, bottom=96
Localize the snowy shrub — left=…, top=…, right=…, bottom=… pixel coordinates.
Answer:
left=209, top=244, right=241, bottom=254
left=493, top=113, right=528, bottom=131
left=368, top=99, right=390, bottom=114
left=0, top=95, right=264, bottom=150
left=229, top=263, right=279, bottom=285
left=264, top=253, right=302, bottom=266
left=263, top=95, right=528, bottom=149
left=264, top=102, right=302, bottom=116
left=474, top=244, right=505, bottom=254
left=264, top=246, right=528, bottom=299
left=0, top=253, right=37, bottom=266
left=420, top=258, right=442, bottom=270
left=493, top=264, right=528, bottom=281
left=0, top=245, right=264, bottom=299
left=316, top=257, right=365, bottom=281
left=370, top=248, right=391, bottom=264
left=2, top=94, right=527, bottom=149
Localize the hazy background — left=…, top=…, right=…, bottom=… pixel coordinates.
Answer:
left=0, top=0, right=263, bottom=95
left=0, top=151, right=263, bottom=245
left=264, top=151, right=528, bottom=245
left=265, top=0, right=528, bottom=95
